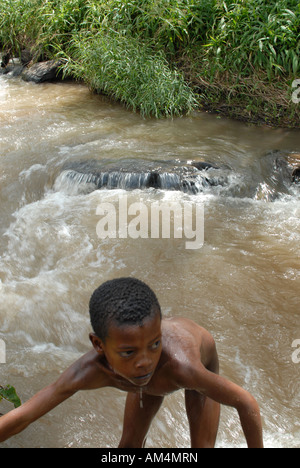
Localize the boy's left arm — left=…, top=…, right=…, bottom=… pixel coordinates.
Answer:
left=182, top=364, right=264, bottom=448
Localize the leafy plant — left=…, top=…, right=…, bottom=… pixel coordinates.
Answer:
left=0, top=385, right=21, bottom=409
left=97, top=0, right=216, bottom=57
left=64, top=31, right=198, bottom=118
left=205, top=0, right=300, bottom=80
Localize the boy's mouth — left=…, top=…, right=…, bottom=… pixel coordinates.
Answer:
left=132, top=372, right=153, bottom=384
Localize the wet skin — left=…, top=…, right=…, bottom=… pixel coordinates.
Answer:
left=89, top=313, right=163, bottom=389
left=0, top=314, right=263, bottom=447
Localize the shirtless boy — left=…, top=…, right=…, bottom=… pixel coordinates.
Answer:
left=0, top=277, right=263, bottom=448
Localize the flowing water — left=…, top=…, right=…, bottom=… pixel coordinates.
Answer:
left=0, top=74, right=299, bottom=448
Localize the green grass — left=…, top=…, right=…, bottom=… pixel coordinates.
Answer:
left=0, top=0, right=299, bottom=125
left=64, top=31, right=197, bottom=118
left=205, top=0, right=300, bottom=80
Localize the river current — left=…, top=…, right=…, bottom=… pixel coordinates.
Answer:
left=0, top=75, right=299, bottom=448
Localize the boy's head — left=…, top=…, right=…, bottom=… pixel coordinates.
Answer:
left=89, top=277, right=161, bottom=342
left=89, top=278, right=162, bottom=386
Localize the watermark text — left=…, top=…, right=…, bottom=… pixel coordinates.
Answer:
left=292, top=339, right=300, bottom=364
left=96, top=195, right=204, bottom=250
left=0, top=339, right=6, bottom=364
left=292, top=79, right=300, bottom=104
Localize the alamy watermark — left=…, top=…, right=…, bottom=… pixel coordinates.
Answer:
left=96, top=195, right=204, bottom=250
left=292, top=79, right=300, bottom=104
left=292, top=339, right=300, bottom=364
left=0, top=339, right=6, bottom=364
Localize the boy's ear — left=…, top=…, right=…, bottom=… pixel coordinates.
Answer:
left=89, top=333, right=105, bottom=354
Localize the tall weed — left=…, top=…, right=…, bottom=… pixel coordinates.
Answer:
left=65, top=31, right=197, bottom=118
left=0, top=0, right=41, bottom=53
left=98, top=0, right=216, bottom=56
left=1, top=0, right=299, bottom=123
left=206, top=0, right=300, bottom=79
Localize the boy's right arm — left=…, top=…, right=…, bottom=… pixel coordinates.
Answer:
left=0, top=377, right=76, bottom=443
left=0, top=350, right=107, bottom=443
left=0, top=354, right=89, bottom=444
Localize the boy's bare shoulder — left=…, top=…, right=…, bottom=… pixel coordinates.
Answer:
left=161, top=317, right=218, bottom=372
left=162, top=316, right=215, bottom=346
left=58, top=350, right=113, bottom=393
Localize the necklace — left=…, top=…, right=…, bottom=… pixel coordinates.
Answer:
left=140, top=388, right=143, bottom=409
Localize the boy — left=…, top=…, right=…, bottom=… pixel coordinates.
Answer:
left=0, top=277, right=263, bottom=448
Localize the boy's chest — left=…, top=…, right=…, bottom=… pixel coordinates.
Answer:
left=112, top=365, right=179, bottom=397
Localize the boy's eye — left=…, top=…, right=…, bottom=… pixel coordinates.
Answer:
left=151, top=340, right=161, bottom=350
left=119, top=350, right=134, bottom=358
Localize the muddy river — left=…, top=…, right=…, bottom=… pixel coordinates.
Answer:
left=0, top=75, right=299, bottom=447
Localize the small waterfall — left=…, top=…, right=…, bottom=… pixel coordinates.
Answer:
left=54, top=170, right=153, bottom=194
left=158, top=172, right=226, bottom=194
left=53, top=163, right=227, bottom=195
left=53, top=153, right=299, bottom=198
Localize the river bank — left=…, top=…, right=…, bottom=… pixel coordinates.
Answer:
left=1, top=0, right=299, bottom=127
left=2, top=52, right=299, bottom=129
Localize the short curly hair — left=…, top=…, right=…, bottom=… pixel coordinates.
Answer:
left=89, top=278, right=161, bottom=341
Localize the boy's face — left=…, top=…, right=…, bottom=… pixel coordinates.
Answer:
left=91, top=312, right=162, bottom=387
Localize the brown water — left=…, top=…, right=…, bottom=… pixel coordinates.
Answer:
left=0, top=75, right=299, bottom=448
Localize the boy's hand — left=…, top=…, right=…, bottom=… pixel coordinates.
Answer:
left=0, top=380, right=76, bottom=443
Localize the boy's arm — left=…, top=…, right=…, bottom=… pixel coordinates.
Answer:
left=182, top=364, right=264, bottom=448
left=0, top=365, right=78, bottom=443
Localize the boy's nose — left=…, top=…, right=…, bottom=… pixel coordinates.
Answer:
left=135, top=353, right=152, bottom=371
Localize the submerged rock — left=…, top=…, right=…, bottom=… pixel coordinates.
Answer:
left=287, top=154, right=300, bottom=183
left=190, top=161, right=219, bottom=171
left=292, top=167, right=300, bottom=183
left=275, top=152, right=300, bottom=185
left=54, top=158, right=225, bottom=195
left=53, top=153, right=299, bottom=200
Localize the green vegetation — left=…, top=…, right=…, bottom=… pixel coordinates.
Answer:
left=0, top=385, right=21, bottom=409
left=65, top=33, right=197, bottom=118
left=0, top=0, right=299, bottom=125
